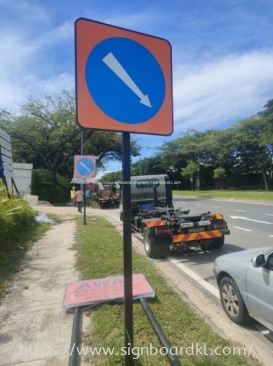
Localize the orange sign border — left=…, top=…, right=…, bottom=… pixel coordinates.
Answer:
left=75, top=18, right=173, bottom=136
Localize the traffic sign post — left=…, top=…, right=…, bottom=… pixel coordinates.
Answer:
left=75, top=18, right=173, bottom=366
left=74, top=155, right=96, bottom=225
left=75, top=18, right=173, bottom=135
left=121, top=132, right=133, bottom=362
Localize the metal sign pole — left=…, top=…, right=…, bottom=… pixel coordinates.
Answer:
left=122, top=132, right=133, bottom=366
left=83, top=178, right=87, bottom=225
left=80, top=130, right=84, bottom=192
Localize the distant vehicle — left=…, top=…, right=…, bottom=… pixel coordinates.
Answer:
left=120, top=174, right=230, bottom=259
left=213, top=247, right=273, bottom=331
left=96, top=182, right=120, bottom=208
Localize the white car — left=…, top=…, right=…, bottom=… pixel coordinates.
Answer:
left=213, top=247, right=273, bottom=331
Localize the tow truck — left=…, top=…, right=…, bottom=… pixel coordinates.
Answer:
left=120, top=174, right=230, bottom=259
left=96, top=182, right=120, bottom=208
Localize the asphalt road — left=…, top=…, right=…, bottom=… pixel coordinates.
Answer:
left=168, top=197, right=273, bottom=343
left=172, top=197, right=273, bottom=287
left=109, top=197, right=273, bottom=349
left=109, top=198, right=273, bottom=359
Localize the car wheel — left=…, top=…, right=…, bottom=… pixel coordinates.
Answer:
left=143, top=228, right=170, bottom=259
left=219, top=276, right=250, bottom=324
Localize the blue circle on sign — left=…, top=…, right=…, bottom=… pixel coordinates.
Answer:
left=76, top=158, right=94, bottom=176
left=85, top=37, right=165, bottom=124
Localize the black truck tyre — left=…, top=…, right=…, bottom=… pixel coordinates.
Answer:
left=143, top=228, right=170, bottom=259
left=211, top=235, right=224, bottom=249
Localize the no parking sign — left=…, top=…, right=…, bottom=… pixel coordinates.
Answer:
left=73, top=155, right=96, bottom=179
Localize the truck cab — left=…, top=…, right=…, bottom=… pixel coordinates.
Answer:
left=119, top=174, right=173, bottom=220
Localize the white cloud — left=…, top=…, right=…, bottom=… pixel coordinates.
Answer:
left=102, top=11, right=160, bottom=31
left=0, top=32, right=37, bottom=110
left=38, top=20, right=74, bottom=47
left=0, top=0, right=49, bottom=22
left=173, top=50, right=273, bottom=131
left=28, top=73, right=74, bottom=95
left=0, top=19, right=74, bottom=111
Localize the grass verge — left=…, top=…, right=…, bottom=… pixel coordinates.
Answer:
left=173, top=190, right=273, bottom=201
left=75, top=215, right=259, bottom=366
left=0, top=214, right=58, bottom=303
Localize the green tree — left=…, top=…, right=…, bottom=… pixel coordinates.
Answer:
left=259, top=100, right=273, bottom=177
left=230, top=117, right=271, bottom=190
left=0, top=91, right=140, bottom=181
left=213, top=167, right=226, bottom=189
left=181, top=160, right=199, bottom=181
left=100, top=171, right=122, bottom=183
left=131, top=156, right=165, bottom=176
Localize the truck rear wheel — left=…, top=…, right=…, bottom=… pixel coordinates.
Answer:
left=143, top=228, right=170, bottom=259
left=211, top=236, right=224, bottom=249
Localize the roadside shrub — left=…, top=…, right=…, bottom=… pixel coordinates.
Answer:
left=0, top=188, right=36, bottom=246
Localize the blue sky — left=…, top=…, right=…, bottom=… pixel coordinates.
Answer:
left=1, top=0, right=273, bottom=177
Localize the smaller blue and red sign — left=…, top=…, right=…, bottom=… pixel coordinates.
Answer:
left=74, top=155, right=96, bottom=179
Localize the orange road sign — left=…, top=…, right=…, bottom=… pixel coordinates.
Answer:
left=75, top=18, right=173, bottom=136
left=63, top=274, right=155, bottom=308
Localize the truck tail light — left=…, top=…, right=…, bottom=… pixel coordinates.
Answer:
left=156, top=228, right=172, bottom=235
left=213, top=222, right=227, bottom=229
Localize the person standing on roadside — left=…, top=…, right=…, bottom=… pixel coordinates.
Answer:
left=75, top=187, right=84, bottom=213
left=70, top=186, right=76, bottom=206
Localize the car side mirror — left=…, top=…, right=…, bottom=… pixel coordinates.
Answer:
left=252, top=254, right=266, bottom=268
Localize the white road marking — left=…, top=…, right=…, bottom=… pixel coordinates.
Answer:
left=201, top=198, right=273, bottom=206
left=169, top=256, right=220, bottom=299
left=270, top=235, right=273, bottom=238
left=211, top=206, right=220, bottom=208
left=110, top=215, right=121, bottom=223
left=234, top=209, right=247, bottom=212
left=229, top=215, right=273, bottom=224
left=266, top=214, right=273, bottom=217
left=234, top=226, right=252, bottom=232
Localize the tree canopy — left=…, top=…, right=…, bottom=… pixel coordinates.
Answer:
left=1, top=92, right=273, bottom=191
left=0, top=91, right=140, bottom=181
left=102, top=98, right=273, bottom=190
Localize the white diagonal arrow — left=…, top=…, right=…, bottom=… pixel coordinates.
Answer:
left=79, top=161, right=91, bottom=173
left=102, top=52, right=152, bottom=108
left=229, top=215, right=272, bottom=225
